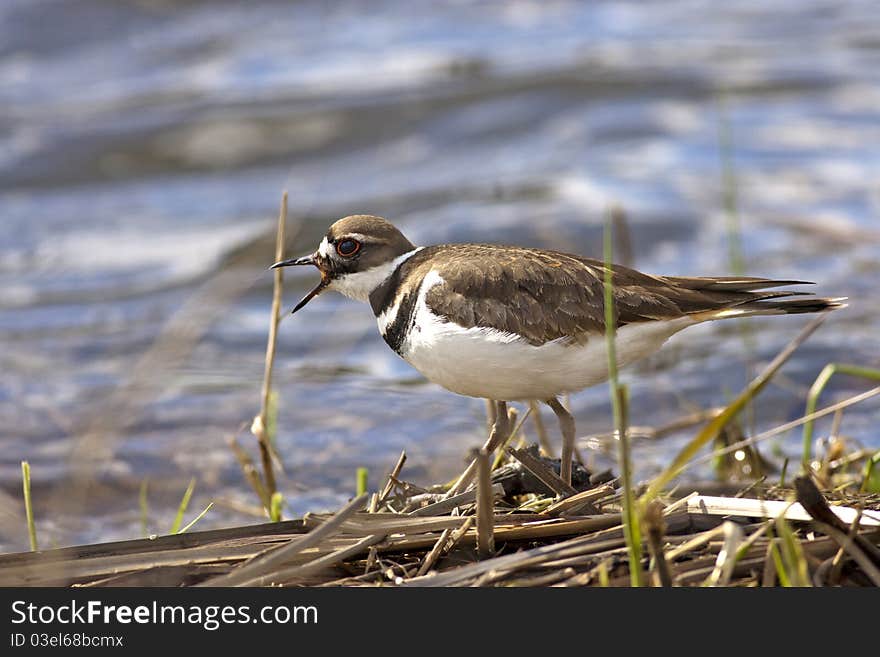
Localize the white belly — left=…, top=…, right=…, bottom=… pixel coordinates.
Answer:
left=396, top=295, right=695, bottom=401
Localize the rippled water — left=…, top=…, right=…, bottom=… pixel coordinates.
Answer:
left=1, top=0, right=879, bottom=550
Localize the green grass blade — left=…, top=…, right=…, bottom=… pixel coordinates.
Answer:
left=169, top=477, right=196, bottom=534
left=356, top=467, right=368, bottom=497
left=775, top=513, right=810, bottom=587
left=21, top=461, right=37, bottom=552
left=801, top=364, right=880, bottom=467
left=598, top=560, right=610, bottom=587
left=640, top=314, right=828, bottom=504
left=604, top=213, right=642, bottom=587
left=769, top=540, right=790, bottom=587
left=269, top=491, right=285, bottom=522
left=861, top=451, right=880, bottom=494
left=177, top=502, right=214, bottom=534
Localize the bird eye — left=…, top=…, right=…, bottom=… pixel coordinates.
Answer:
left=336, top=238, right=361, bottom=257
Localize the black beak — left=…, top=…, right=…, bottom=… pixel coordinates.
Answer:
left=270, top=253, right=327, bottom=315
left=271, top=254, right=316, bottom=269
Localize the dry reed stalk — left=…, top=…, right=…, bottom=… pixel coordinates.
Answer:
left=246, top=534, right=385, bottom=587
left=445, top=401, right=509, bottom=497
left=377, top=450, right=407, bottom=506
left=200, top=492, right=367, bottom=587
left=252, top=191, right=288, bottom=506
left=542, top=485, right=615, bottom=516
left=228, top=435, right=271, bottom=511
left=501, top=567, right=578, bottom=587
left=506, top=446, right=577, bottom=498
left=475, top=449, right=494, bottom=558
left=704, top=521, right=744, bottom=587
left=409, top=484, right=503, bottom=517
left=416, top=517, right=474, bottom=577
left=491, top=406, right=521, bottom=470
left=826, top=512, right=862, bottom=585
left=811, top=521, right=880, bottom=586
left=665, top=524, right=728, bottom=562
left=794, top=475, right=880, bottom=558
left=643, top=500, right=672, bottom=587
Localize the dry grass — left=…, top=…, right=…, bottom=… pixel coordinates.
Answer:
left=2, top=461, right=877, bottom=587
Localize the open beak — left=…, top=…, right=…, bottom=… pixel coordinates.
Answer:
left=271, top=254, right=317, bottom=269
left=270, top=253, right=329, bottom=315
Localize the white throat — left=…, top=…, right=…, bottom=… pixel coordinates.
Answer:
left=328, top=247, right=423, bottom=302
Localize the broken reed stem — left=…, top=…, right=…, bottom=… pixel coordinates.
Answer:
left=417, top=517, right=474, bottom=577
left=604, top=212, right=642, bottom=587
left=507, top=446, right=577, bottom=498
left=229, top=435, right=271, bottom=511
left=202, top=493, right=368, bottom=587
left=254, top=191, right=288, bottom=506
left=475, top=449, right=495, bottom=558
left=378, top=451, right=406, bottom=505
left=644, top=500, right=672, bottom=587
left=21, top=461, right=37, bottom=552
left=446, top=401, right=508, bottom=497
left=491, top=406, right=526, bottom=471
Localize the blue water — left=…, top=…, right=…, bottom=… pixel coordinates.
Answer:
left=1, top=0, right=878, bottom=551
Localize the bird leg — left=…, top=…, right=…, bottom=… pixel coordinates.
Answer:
left=546, top=397, right=575, bottom=487
left=445, top=400, right=509, bottom=497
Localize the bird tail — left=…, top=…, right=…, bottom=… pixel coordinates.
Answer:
left=691, top=296, right=848, bottom=322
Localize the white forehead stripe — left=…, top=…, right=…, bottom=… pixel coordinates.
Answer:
left=320, top=233, right=381, bottom=257
left=318, top=236, right=334, bottom=258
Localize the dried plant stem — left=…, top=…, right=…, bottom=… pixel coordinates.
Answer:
left=229, top=435, right=271, bottom=511
left=475, top=449, right=495, bottom=558
left=416, top=517, right=474, bottom=577
left=378, top=451, right=406, bottom=505
left=507, top=446, right=576, bottom=497
left=254, top=191, right=288, bottom=506
left=201, top=493, right=368, bottom=587
left=644, top=500, right=672, bottom=587
left=446, top=401, right=509, bottom=497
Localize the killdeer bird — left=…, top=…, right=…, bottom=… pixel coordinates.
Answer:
left=273, top=215, right=843, bottom=486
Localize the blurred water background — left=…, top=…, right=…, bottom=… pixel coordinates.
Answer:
left=1, top=0, right=879, bottom=551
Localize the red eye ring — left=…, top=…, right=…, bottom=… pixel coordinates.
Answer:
left=336, top=238, right=361, bottom=257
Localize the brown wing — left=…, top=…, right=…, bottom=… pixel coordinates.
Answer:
left=421, top=244, right=828, bottom=346
left=422, top=245, right=683, bottom=345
